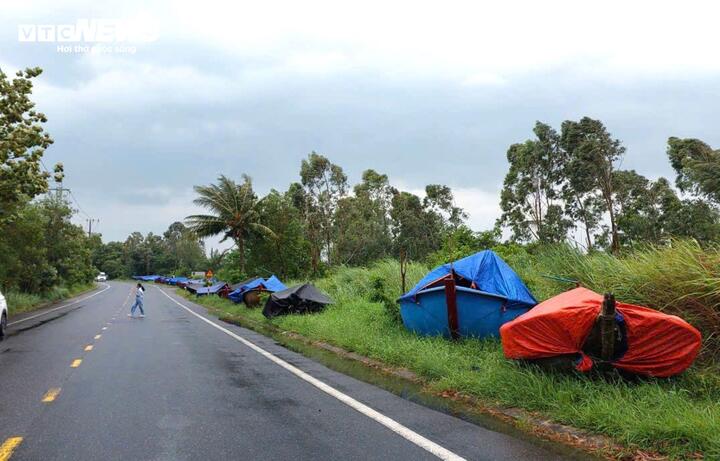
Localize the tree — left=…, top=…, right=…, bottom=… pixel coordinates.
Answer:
left=390, top=191, right=443, bottom=292
left=426, top=226, right=500, bottom=267
left=0, top=67, right=54, bottom=224
left=562, top=118, right=625, bottom=252
left=667, top=137, right=720, bottom=204
left=613, top=171, right=675, bottom=245
left=245, top=189, right=311, bottom=279
left=186, top=175, right=275, bottom=275
left=559, top=123, right=606, bottom=249
left=333, top=170, right=395, bottom=265
left=163, top=221, right=206, bottom=273
left=423, top=184, right=467, bottom=229
left=299, top=152, right=347, bottom=269
left=499, top=122, right=570, bottom=243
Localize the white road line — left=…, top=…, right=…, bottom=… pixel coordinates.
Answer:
left=8, top=284, right=112, bottom=327
left=155, top=287, right=466, bottom=461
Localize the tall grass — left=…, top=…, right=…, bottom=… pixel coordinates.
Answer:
left=510, top=241, right=720, bottom=360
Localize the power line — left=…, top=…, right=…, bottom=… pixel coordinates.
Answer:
left=68, top=189, right=91, bottom=219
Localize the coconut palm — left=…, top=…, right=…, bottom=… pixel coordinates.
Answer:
left=185, top=175, right=275, bottom=274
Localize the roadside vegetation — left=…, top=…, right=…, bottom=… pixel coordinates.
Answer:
left=6, top=283, right=95, bottom=316
left=0, top=67, right=98, bottom=312
left=184, top=251, right=720, bottom=459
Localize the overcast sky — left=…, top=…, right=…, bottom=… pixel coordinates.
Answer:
left=3, top=0, right=720, bottom=251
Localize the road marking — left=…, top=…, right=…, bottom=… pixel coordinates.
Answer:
left=70, top=359, right=82, bottom=368
left=84, top=345, right=93, bottom=351
left=8, top=284, right=111, bottom=326
left=156, top=287, right=466, bottom=461
left=94, top=334, right=101, bottom=340
left=41, top=388, right=61, bottom=403
left=0, top=437, right=23, bottom=461
left=101, top=327, right=107, bottom=330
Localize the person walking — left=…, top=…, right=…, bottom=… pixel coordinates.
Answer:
left=128, top=283, right=146, bottom=318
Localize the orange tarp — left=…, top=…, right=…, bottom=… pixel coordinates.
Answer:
left=500, top=287, right=701, bottom=377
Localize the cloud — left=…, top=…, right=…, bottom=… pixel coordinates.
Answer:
left=2, top=0, right=720, bottom=247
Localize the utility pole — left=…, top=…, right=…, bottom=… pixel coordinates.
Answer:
left=86, top=218, right=99, bottom=238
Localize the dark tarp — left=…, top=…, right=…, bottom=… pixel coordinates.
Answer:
left=263, top=283, right=332, bottom=318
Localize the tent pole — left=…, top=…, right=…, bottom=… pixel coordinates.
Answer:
left=600, top=293, right=616, bottom=361
left=444, top=274, right=460, bottom=340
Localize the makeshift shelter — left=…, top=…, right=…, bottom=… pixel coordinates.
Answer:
left=263, top=283, right=332, bottom=318
left=500, top=287, right=702, bottom=377
left=398, top=250, right=537, bottom=338
left=194, top=281, right=229, bottom=296
left=227, top=275, right=288, bottom=304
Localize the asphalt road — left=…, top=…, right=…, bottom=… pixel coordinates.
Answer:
left=0, top=281, right=584, bottom=460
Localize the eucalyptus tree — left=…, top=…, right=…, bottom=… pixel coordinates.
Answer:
left=186, top=175, right=275, bottom=275
left=499, top=122, right=570, bottom=243
left=561, top=118, right=625, bottom=252
left=299, top=152, right=347, bottom=268
left=667, top=137, right=720, bottom=205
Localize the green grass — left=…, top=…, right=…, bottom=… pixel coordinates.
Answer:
left=182, top=249, right=720, bottom=459
left=5, top=283, right=96, bottom=316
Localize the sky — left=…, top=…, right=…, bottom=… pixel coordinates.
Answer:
left=2, top=0, right=720, bottom=252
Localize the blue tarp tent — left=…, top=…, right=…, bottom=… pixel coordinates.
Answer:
left=227, top=275, right=288, bottom=303
left=133, top=275, right=161, bottom=282
left=398, top=250, right=537, bottom=310
left=195, top=282, right=228, bottom=296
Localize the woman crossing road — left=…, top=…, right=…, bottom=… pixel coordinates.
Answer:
left=128, top=283, right=146, bottom=318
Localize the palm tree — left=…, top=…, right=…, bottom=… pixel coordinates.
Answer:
left=185, top=175, right=275, bottom=274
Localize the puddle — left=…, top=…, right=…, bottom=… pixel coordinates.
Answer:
left=226, top=317, right=602, bottom=461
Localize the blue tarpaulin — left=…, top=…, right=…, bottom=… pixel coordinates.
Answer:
left=133, top=275, right=161, bottom=282
left=398, top=250, right=537, bottom=309
left=228, top=275, right=288, bottom=303
left=195, top=282, right=228, bottom=295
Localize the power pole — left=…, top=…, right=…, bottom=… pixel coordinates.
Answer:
left=86, top=218, right=99, bottom=238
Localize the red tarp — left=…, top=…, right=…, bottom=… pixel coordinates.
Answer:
left=500, top=287, right=702, bottom=377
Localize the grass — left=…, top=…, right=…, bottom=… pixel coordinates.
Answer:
left=5, top=283, right=96, bottom=316
left=180, top=247, right=720, bottom=459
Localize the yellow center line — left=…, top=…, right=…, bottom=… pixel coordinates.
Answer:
left=0, top=437, right=23, bottom=461
left=41, top=388, right=61, bottom=403
left=84, top=345, right=93, bottom=352
left=70, top=359, right=82, bottom=368
left=94, top=334, right=101, bottom=340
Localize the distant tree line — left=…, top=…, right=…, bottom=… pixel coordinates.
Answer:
left=92, top=222, right=207, bottom=279
left=186, top=152, right=468, bottom=289
left=499, top=117, right=720, bottom=251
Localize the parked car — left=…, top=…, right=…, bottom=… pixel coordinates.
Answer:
left=0, top=290, right=7, bottom=341
left=95, top=272, right=108, bottom=282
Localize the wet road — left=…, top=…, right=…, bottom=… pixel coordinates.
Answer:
left=0, top=281, right=579, bottom=460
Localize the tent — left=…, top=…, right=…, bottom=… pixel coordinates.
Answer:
left=132, top=275, right=162, bottom=282
left=263, top=283, right=332, bottom=318
left=194, top=281, right=229, bottom=296
left=227, top=275, right=288, bottom=303
left=500, top=287, right=702, bottom=377
left=398, top=250, right=537, bottom=310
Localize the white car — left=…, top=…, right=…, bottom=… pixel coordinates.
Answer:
left=0, top=290, right=7, bottom=341
left=96, top=272, right=108, bottom=282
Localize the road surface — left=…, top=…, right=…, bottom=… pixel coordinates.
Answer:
left=0, top=281, right=585, bottom=460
